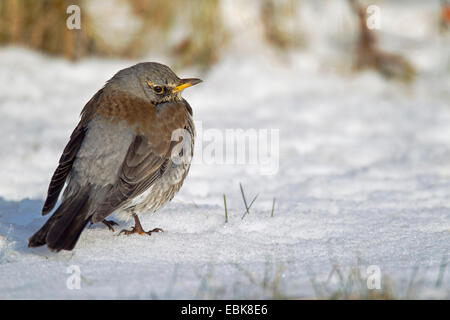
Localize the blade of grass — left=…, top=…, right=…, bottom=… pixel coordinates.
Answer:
left=241, top=193, right=259, bottom=220
left=435, top=255, right=447, bottom=288
left=406, top=266, right=419, bottom=299
left=239, top=183, right=249, bottom=213
left=271, top=198, right=276, bottom=217
left=223, top=194, right=228, bottom=223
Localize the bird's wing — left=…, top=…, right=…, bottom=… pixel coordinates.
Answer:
left=41, top=89, right=105, bottom=215
left=41, top=125, right=86, bottom=215
left=91, top=101, right=194, bottom=223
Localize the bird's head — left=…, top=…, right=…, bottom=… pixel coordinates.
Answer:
left=107, top=62, right=202, bottom=105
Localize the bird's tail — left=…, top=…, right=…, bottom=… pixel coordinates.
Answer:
left=28, top=189, right=91, bottom=252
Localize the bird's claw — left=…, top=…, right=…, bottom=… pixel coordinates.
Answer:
left=102, top=219, right=119, bottom=232
left=118, top=227, right=164, bottom=236
left=118, top=227, right=136, bottom=236
left=147, top=228, right=164, bottom=235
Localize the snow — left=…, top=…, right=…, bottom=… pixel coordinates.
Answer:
left=1, top=1, right=450, bottom=299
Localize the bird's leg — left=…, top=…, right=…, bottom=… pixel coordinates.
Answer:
left=118, top=213, right=164, bottom=236
left=102, top=219, right=119, bottom=232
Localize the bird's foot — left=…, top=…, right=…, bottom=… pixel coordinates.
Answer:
left=118, top=226, right=164, bottom=236
left=102, top=219, right=119, bottom=232
left=118, top=213, right=163, bottom=236
left=147, top=227, right=164, bottom=235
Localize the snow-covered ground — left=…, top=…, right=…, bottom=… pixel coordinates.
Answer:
left=0, top=1, right=449, bottom=299
left=0, top=46, right=448, bottom=299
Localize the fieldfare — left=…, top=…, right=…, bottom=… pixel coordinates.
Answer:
left=28, top=62, right=202, bottom=251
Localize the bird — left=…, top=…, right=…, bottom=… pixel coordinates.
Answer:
left=28, top=62, right=202, bottom=252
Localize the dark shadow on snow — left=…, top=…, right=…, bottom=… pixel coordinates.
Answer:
left=0, top=197, right=54, bottom=256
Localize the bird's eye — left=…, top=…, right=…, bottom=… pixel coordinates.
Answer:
left=153, top=86, right=164, bottom=94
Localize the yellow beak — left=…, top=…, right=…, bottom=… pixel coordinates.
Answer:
left=172, top=78, right=203, bottom=93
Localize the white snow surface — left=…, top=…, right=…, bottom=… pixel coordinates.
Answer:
left=0, top=43, right=449, bottom=299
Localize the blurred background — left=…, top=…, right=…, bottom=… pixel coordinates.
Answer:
left=0, top=0, right=448, bottom=76
left=0, top=0, right=449, bottom=299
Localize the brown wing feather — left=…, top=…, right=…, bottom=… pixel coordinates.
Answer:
left=41, top=125, right=86, bottom=215
left=41, top=89, right=105, bottom=215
